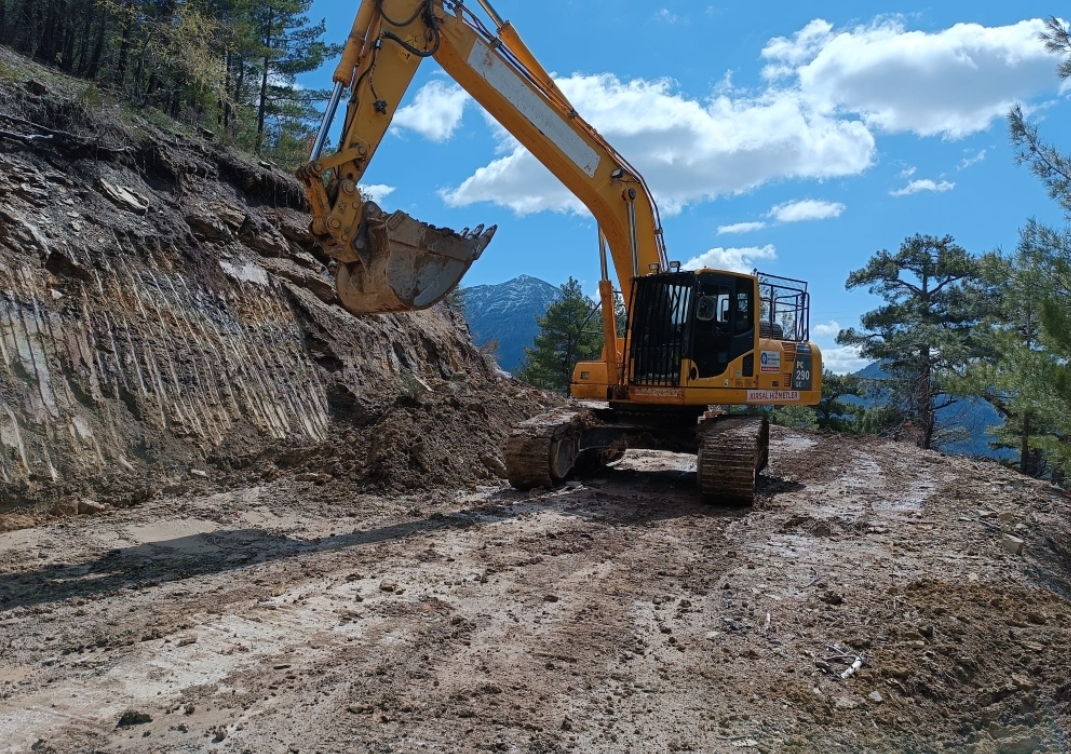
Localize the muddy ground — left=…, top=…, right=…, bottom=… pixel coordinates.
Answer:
left=1, top=427, right=1069, bottom=753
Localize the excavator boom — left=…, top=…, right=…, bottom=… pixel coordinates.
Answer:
left=296, top=0, right=666, bottom=320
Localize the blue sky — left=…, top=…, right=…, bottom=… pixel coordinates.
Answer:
left=299, top=1, right=1071, bottom=372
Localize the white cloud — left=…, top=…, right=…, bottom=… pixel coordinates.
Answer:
left=442, top=75, right=875, bottom=216
left=768, top=199, right=845, bottom=222
left=899, top=165, right=916, bottom=178
left=812, top=319, right=841, bottom=337
left=393, top=81, right=470, bottom=142
left=431, top=17, right=1059, bottom=218
left=358, top=184, right=395, bottom=204
left=889, top=179, right=955, bottom=196
left=821, top=345, right=869, bottom=374
left=763, top=18, right=1059, bottom=138
left=718, top=221, right=766, bottom=235
left=655, top=8, right=679, bottom=23
left=959, top=149, right=987, bottom=169
left=682, top=244, right=777, bottom=274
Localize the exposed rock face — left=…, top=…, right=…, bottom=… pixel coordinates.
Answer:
left=0, top=71, right=520, bottom=509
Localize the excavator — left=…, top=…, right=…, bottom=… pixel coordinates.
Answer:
left=295, top=0, right=823, bottom=502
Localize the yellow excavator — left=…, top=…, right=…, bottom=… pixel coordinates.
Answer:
left=295, top=0, right=823, bottom=501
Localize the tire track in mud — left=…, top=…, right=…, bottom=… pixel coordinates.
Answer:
left=1, top=428, right=1070, bottom=753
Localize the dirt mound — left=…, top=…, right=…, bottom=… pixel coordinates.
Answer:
left=227, top=380, right=563, bottom=494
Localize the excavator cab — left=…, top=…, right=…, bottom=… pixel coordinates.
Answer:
left=627, top=271, right=757, bottom=386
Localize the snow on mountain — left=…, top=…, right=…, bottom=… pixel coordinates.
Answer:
left=462, top=275, right=562, bottom=372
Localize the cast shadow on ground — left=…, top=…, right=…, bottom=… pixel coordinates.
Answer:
left=0, top=464, right=794, bottom=612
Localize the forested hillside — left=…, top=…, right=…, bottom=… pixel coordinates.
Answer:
left=0, top=0, right=335, bottom=165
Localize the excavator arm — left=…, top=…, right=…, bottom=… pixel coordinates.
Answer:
left=295, top=0, right=668, bottom=321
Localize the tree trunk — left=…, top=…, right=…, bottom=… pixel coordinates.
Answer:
left=85, top=8, right=106, bottom=80
left=256, top=5, right=273, bottom=154
left=114, top=3, right=134, bottom=87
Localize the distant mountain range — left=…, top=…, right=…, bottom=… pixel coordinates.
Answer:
left=462, top=275, right=562, bottom=372
left=852, top=362, right=1011, bottom=460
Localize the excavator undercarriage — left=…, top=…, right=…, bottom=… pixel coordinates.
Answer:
left=505, top=406, right=770, bottom=503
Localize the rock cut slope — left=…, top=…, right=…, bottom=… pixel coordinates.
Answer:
left=0, top=48, right=554, bottom=516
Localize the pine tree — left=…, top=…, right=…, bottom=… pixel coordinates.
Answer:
left=247, top=0, right=338, bottom=156
left=814, top=370, right=864, bottom=432
left=837, top=234, right=986, bottom=449
left=517, top=278, right=603, bottom=393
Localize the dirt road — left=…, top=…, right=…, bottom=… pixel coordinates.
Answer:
left=2, top=428, right=1069, bottom=753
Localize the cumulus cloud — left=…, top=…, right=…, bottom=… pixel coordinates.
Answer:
left=763, top=18, right=1059, bottom=138
left=821, top=345, right=869, bottom=374
left=682, top=244, right=777, bottom=274
left=959, top=149, right=987, bottom=169
left=358, top=184, right=396, bottom=204
left=768, top=199, right=845, bottom=222
left=718, top=221, right=767, bottom=235
left=899, top=166, right=916, bottom=178
left=393, top=81, right=470, bottom=142
left=890, top=179, right=955, bottom=196
left=443, top=74, right=875, bottom=216
left=425, top=16, right=1058, bottom=217
left=812, top=320, right=841, bottom=337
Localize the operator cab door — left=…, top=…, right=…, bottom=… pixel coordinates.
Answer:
left=688, top=272, right=754, bottom=380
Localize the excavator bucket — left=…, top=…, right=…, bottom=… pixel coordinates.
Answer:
left=335, top=201, right=496, bottom=315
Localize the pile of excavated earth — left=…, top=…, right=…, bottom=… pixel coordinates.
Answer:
left=1, top=50, right=1070, bottom=753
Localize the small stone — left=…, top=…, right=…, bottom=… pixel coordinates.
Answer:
left=543, top=594, right=559, bottom=603
left=820, top=591, right=844, bottom=606
left=50, top=500, right=79, bottom=517
left=189, top=469, right=208, bottom=478
left=177, top=635, right=197, bottom=647
left=77, top=499, right=107, bottom=515
left=1026, top=612, right=1047, bottom=625
left=564, top=481, right=582, bottom=489
left=561, top=718, right=573, bottom=731
left=1001, top=534, right=1024, bottom=555
left=868, top=691, right=884, bottom=703
left=379, top=581, right=398, bottom=593
left=295, top=472, right=331, bottom=484
left=116, top=710, right=152, bottom=727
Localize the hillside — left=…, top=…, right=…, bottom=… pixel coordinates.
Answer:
left=0, top=47, right=553, bottom=513
left=462, top=274, right=561, bottom=372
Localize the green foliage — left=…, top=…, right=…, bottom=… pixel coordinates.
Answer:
left=992, top=89, right=1071, bottom=475
left=0, top=0, right=337, bottom=164
left=770, top=404, right=818, bottom=431
left=837, top=234, right=987, bottom=449
left=517, top=278, right=604, bottom=393
left=815, top=370, right=864, bottom=432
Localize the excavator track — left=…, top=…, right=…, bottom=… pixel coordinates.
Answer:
left=697, top=416, right=769, bottom=504
left=505, top=407, right=590, bottom=489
